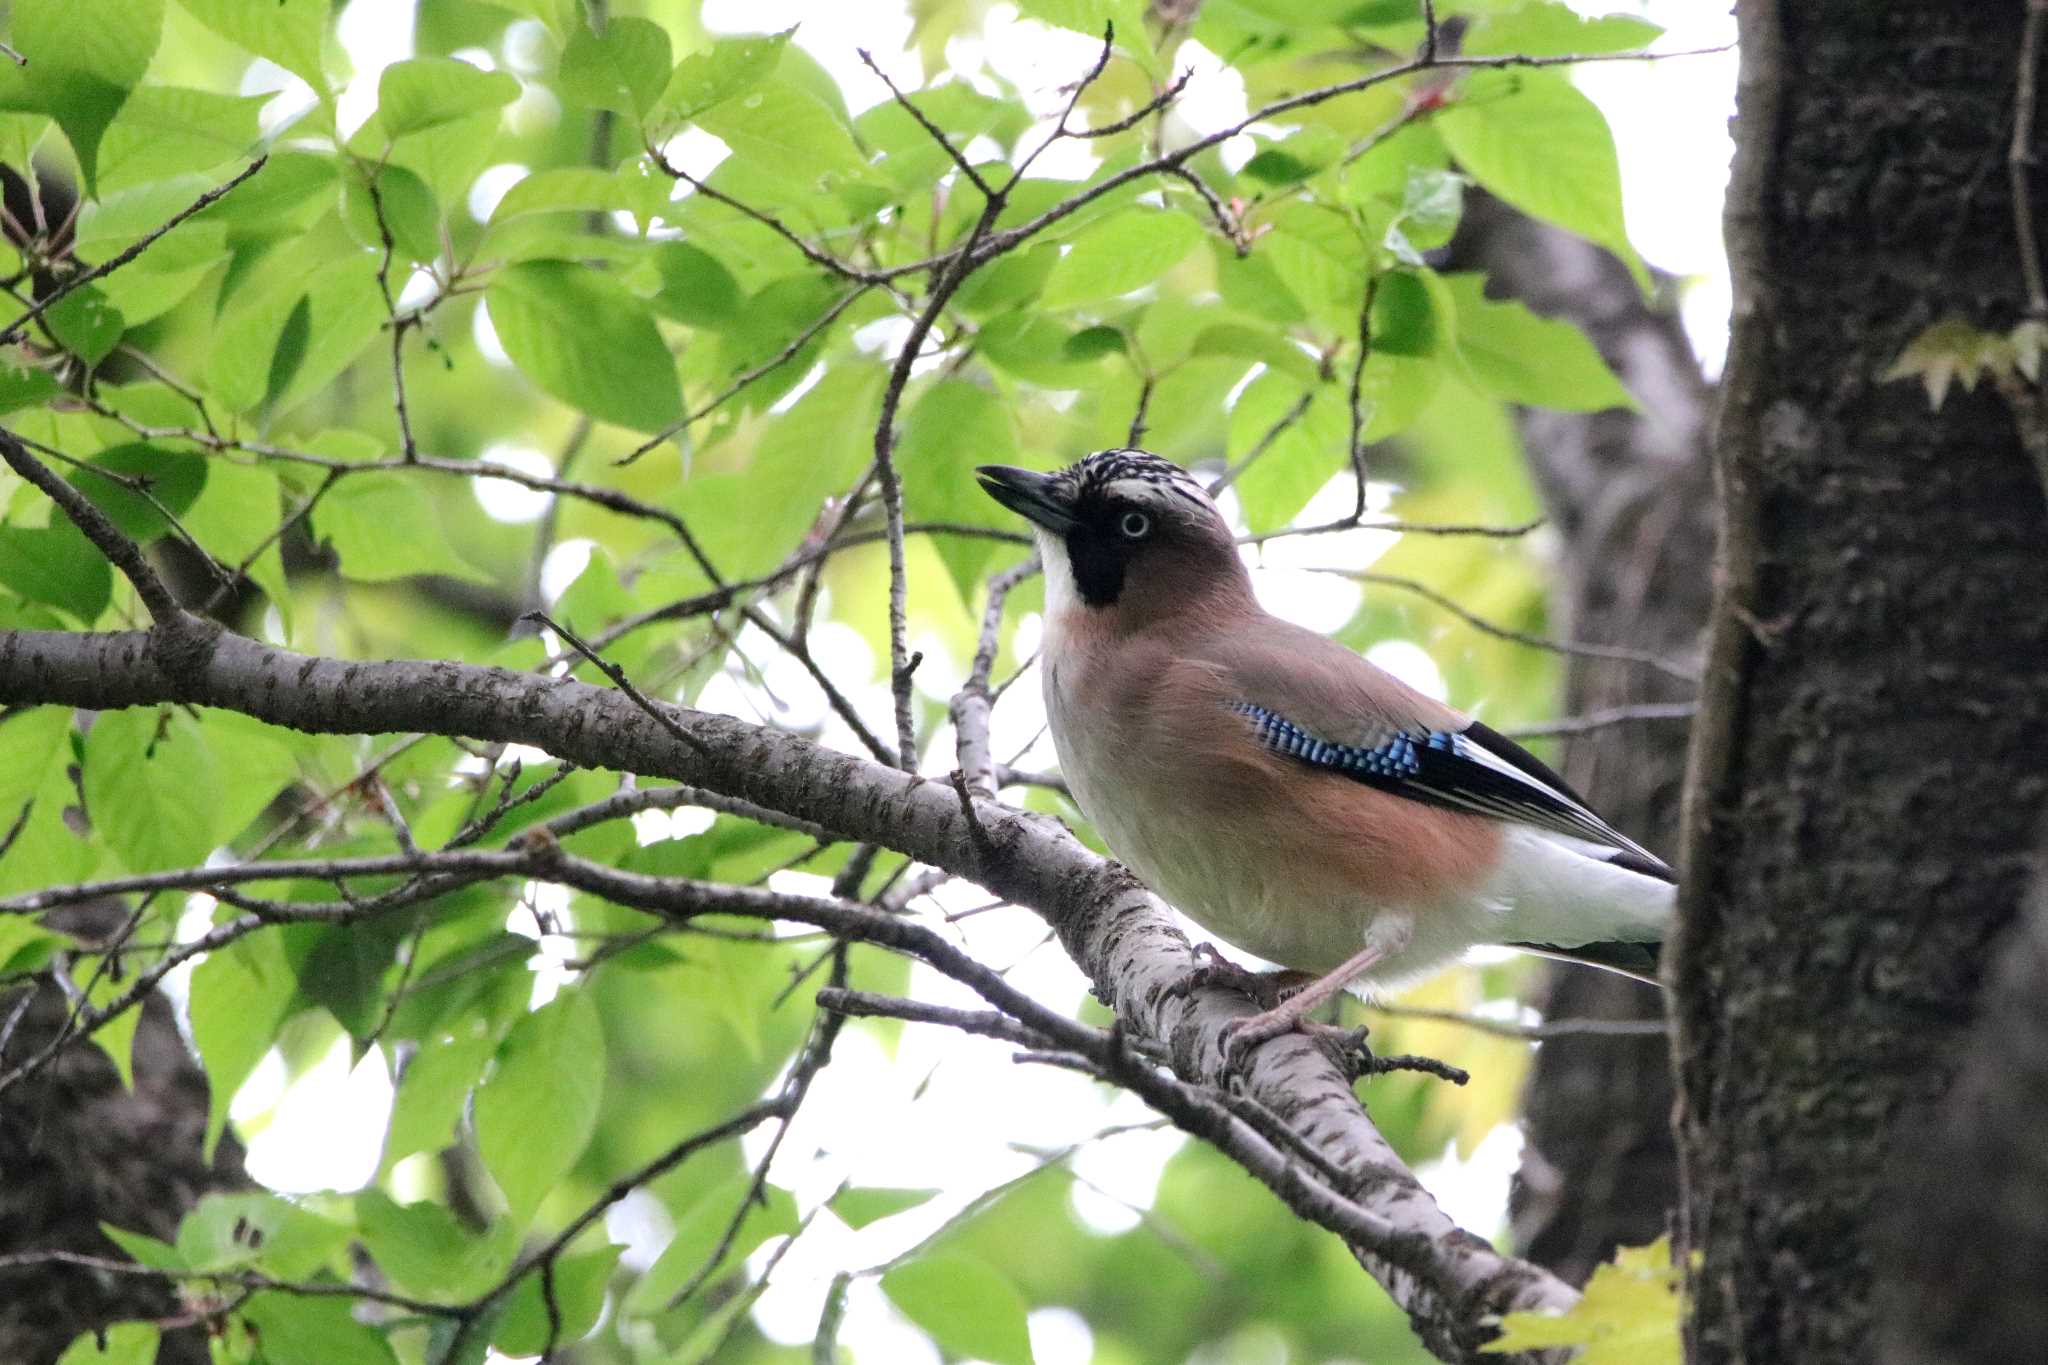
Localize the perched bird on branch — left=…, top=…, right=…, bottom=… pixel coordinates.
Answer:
left=978, top=449, right=1672, bottom=1055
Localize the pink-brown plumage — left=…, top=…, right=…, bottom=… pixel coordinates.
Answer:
left=979, top=450, right=1673, bottom=1042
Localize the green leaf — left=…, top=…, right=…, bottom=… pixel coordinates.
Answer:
left=187, top=930, right=300, bottom=1158
left=474, top=988, right=606, bottom=1227
left=1239, top=126, right=1345, bottom=187
left=0, top=0, right=164, bottom=192
left=0, top=916, right=60, bottom=977
left=676, top=363, right=884, bottom=579
left=310, top=472, right=491, bottom=584
left=493, top=1244, right=624, bottom=1354
left=377, top=57, right=519, bottom=139
left=486, top=259, right=683, bottom=432
left=694, top=79, right=872, bottom=198
left=339, top=162, right=443, bottom=264
left=358, top=1190, right=516, bottom=1299
left=177, top=0, right=328, bottom=89
left=1228, top=374, right=1348, bottom=533
left=0, top=523, right=113, bottom=622
left=1485, top=1235, right=1682, bottom=1363
left=0, top=358, right=61, bottom=415
left=96, top=86, right=267, bottom=192
left=181, top=460, right=289, bottom=618
left=177, top=1191, right=350, bottom=1278
left=625, top=1179, right=798, bottom=1315
left=881, top=1252, right=1035, bottom=1365
left=1465, top=2, right=1663, bottom=58
left=561, top=16, right=672, bottom=118
left=899, top=380, right=1023, bottom=604
left=63, top=444, right=208, bottom=545
left=239, top=1293, right=400, bottom=1365
left=1441, top=273, right=1635, bottom=412
left=55, top=1322, right=159, bottom=1365
left=99, top=1223, right=185, bottom=1272
left=46, top=286, right=125, bottom=366
left=1041, top=208, right=1203, bottom=308
left=1438, top=69, right=1647, bottom=291
left=830, top=1186, right=940, bottom=1229
left=80, top=707, right=223, bottom=873
left=381, top=1025, right=497, bottom=1174
left=487, top=167, right=637, bottom=226
left=649, top=241, right=742, bottom=327
left=654, top=28, right=794, bottom=125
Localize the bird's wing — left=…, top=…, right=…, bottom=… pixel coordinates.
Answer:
left=1207, top=618, right=1673, bottom=876
left=1226, top=700, right=1672, bottom=875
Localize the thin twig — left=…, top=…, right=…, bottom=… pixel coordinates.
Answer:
left=858, top=50, right=994, bottom=197
left=616, top=285, right=870, bottom=467
left=0, top=428, right=183, bottom=624
left=523, top=611, right=711, bottom=755
left=0, top=158, right=268, bottom=345
left=1500, top=702, right=1699, bottom=741
left=1347, top=273, right=1382, bottom=521
left=1365, top=1000, right=1669, bottom=1041
left=1323, top=568, right=1701, bottom=682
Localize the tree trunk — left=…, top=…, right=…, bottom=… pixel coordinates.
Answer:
left=1451, top=197, right=1707, bottom=1285
left=1675, top=4, right=2048, bottom=1361
left=1, top=980, right=246, bottom=1365
left=1873, top=863, right=2048, bottom=1364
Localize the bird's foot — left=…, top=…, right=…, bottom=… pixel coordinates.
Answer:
left=1218, top=996, right=1353, bottom=1065
left=1168, top=945, right=1309, bottom=1011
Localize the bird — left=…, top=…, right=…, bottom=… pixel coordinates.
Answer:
left=976, top=449, right=1674, bottom=1055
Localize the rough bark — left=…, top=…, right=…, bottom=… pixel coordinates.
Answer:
left=1873, top=860, right=2048, bottom=1365
left=0, top=622, right=1573, bottom=1363
left=1453, top=196, right=1710, bottom=1285
left=1676, top=4, right=2048, bottom=1361
left=0, top=981, right=245, bottom=1365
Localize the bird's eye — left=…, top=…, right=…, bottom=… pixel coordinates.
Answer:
left=1118, top=510, right=1152, bottom=539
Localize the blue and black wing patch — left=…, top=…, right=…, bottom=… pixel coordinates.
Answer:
left=1230, top=701, right=1670, bottom=874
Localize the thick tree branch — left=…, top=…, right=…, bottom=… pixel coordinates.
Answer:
left=0, top=622, right=1571, bottom=1360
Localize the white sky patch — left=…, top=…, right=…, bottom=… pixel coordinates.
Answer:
left=1030, top=1308, right=1098, bottom=1365
left=472, top=299, right=512, bottom=367
left=396, top=264, right=439, bottom=311
left=658, top=126, right=732, bottom=187
left=537, top=538, right=593, bottom=603
left=1415, top=1123, right=1525, bottom=1238
left=242, top=58, right=319, bottom=137
left=502, top=79, right=561, bottom=139
left=1569, top=0, right=1738, bottom=374
left=501, top=19, right=551, bottom=76
left=468, top=162, right=529, bottom=222
left=333, top=0, right=418, bottom=140
left=471, top=442, right=555, bottom=523
left=702, top=0, right=919, bottom=116
left=1366, top=639, right=1449, bottom=702
left=242, top=1039, right=394, bottom=1194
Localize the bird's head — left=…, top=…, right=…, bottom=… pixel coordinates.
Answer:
left=977, top=449, right=1250, bottom=631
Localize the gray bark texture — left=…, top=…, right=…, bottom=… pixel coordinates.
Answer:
left=1452, top=196, right=1709, bottom=1286
left=0, top=979, right=245, bottom=1365
left=1676, top=3, right=2048, bottom=1361
left=1873, top=862, right=2048, bottom=1365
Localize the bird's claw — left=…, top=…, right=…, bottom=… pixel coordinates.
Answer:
left=1219, top=1008, right=1367, bottom=1066
left=1168, top=945, right=1309, bottom=1010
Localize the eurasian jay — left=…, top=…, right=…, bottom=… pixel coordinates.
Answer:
left=977, top=449, right=1674, bottom=1053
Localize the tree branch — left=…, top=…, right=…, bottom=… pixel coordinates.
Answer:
left=0, top=621, right=1573, bottom=1360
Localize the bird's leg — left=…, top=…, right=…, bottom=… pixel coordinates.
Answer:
left=1167, top=942, right=1312, bottom=1010
left=1220, top=916, right=1414, bottom=1062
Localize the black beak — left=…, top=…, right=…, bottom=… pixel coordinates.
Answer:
left=976, top=465, right=1077, bottom=535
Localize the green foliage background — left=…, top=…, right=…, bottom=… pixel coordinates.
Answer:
left=0, top=0, right=1660, bottom=1360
